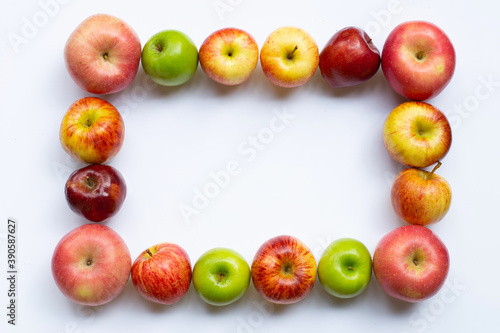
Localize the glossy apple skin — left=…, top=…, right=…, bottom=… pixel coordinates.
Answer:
left=317, top=238, right=372, bottom=298
left=65, top=164, right=127, bottom=223
left=373, top=225, right=449, bottom=303
left=383, top=101, right=452, bottom=168
left=251, top=235, right=317, bottom=304
left=260, top=26, right=319, bottom=88
left=60, top=97, right=125, bottom=164
left=391, top=166, right=451, bottom=226
left=319, top=27, right=380, bottom=88
left=192, top=247, right=251, bottom=306
left=64, top=14, right=141, bottom=94
left=382, top=21, right=456, bottom=101
left=131, top=243, right=192, bottom=305
left=199, top=28, right=259, bottom=86
left=141, top=30, right=198, bottom=86
left=51, top=224, right=131, bottom=306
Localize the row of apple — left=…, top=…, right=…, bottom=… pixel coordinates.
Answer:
left=54, top=13, right=456, bottom=309
left=52, top=223, right=448, bottom=307
left=64, top=14, right=455, bottom=101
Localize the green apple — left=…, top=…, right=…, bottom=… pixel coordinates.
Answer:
left=192, top=247, right=250, bottom=306
left=318, top=238, right=372, bottom=298
left=141, top=30, right=198, bottom=86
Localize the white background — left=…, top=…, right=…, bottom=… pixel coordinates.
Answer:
left=1, top=0, right=499, bottom=332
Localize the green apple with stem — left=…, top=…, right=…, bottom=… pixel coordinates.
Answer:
left=318, top=238, right=372, bottom=298
left=141, top=30, right=198, bottom=86
left=192, top=247, right=251, bottom=306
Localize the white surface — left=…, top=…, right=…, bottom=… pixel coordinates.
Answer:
left=1, top=0, right=499, bottom=332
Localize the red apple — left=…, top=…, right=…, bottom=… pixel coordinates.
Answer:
left=373, top=225, right=449, bottom=303
left=319, top=27, right=380, bottom=88
left=383, top=101, right=452, bottom=168
left=65, top=164, right=127, bottom=223
left=51, top=224, right=131, bottom=306
left=64, top=14, right=141, bottom=94
left=199, top=28, right=259, bottom=86
left=381, top=21, right=456, bottom=101
left=391, top=162, right=452, bottom=226
left=60, top=97, right=125, bottom=164
left=131, top=243, right=192, bottom=305
left=251, top=235, right=317, bottom=304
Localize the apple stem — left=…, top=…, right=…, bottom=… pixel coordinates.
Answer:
left=154, top=44, right=163, bottom=53
left=217, top=273, right=225, bottom=283
left=102, top=52, right=109, bottom=61
left=416, top=51, right=425, bottom=60
left=85, top=176, right=95, bottom=188
left=427, top=161, right=442, bottom=180
left=145, top=249, right=153, bottom=258
left=287, top=45, right=298, bottom=59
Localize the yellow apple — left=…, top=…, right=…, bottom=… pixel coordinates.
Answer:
left=260, top=26, right=319, bottom=88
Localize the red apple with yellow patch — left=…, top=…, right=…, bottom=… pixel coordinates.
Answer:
left=51, top=224, right=131, bottom=306
left=64, top=14, right=142, bottom=94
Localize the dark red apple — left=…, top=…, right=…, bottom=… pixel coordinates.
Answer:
left=65, top=164, right=127, bottom=222
left=319, top=27, right=380, bottom=88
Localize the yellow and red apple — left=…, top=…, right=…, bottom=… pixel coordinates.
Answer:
left=260, top=26, right=319, bottom=88
left=60, top=97, right=125, bottom=164
left=199, top=28, right=259, bottom=86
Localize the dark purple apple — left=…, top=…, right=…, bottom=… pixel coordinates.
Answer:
left=319, top=27, right=380, bottom=88
left=65, top=164, right=126, bottom=222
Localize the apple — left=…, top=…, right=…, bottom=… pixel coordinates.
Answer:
left=260, top=26, right=319, bottom=88
left=192, top=247, right=251, bottom=306
left=60, top=97, right=125, bottom=164
left=51, top=223, right=131, bottom=306
left=251, top=235, right=317, bottom=304
left=383, top=101, right=452, bottom=168
left=317, top=238, right=372, bottom=298
left=65, top=164, right=127, bottom=223
left=319, top=27, right=380, bottom=88
left=391, top=162, right=452, bottom=226
left=382, top=20, right=456, bottom=101
left=141, top=30, right=199, bottom=86
left=199, top=28, right=259, bottom=86
left=131, top=242, right=192, bottom=305
left=64, top=14, right=141, bottom=94
left=373, top=225, right=450, bottom=303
